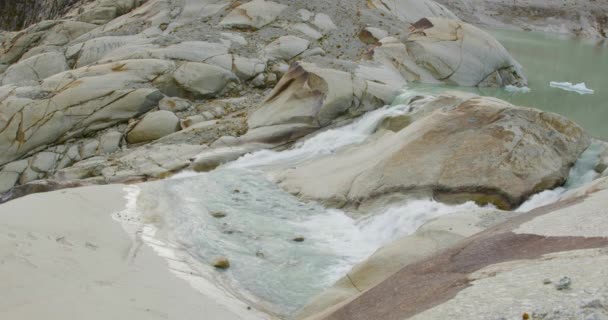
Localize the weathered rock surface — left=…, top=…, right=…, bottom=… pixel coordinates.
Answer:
left=317, top=176, right=608, bottom=320
left=369, top=17, right=527, bottom=87
left=297, top=208, right=519, bottom=319
left=277, top=94, right=590, bottom=210
left=0, top=0, right=530, bottom=202
left=1, top=52, right=68, bottom=85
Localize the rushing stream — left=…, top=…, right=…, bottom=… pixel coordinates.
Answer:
left=122, top=30, right=608, bottom=318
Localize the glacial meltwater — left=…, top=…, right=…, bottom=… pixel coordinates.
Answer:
left=410, top=29, right=608, bottom=140
left=125, top=32, right=608, bottom=317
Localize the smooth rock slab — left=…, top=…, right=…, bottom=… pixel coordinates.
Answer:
left=1, top=52, right=68, bottom=86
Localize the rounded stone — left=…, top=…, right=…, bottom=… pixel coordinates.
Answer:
left=127, top=111, right=180, bottom=144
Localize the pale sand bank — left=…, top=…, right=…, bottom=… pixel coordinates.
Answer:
left=0, top=184, right=249, bottom=320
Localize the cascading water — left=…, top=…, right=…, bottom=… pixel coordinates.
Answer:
left=124, top=89, right=604, bottom=318
left=125, top=91, right=489, bottom=317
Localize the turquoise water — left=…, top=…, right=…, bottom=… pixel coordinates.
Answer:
left=411, top=29, right=608, bottom=140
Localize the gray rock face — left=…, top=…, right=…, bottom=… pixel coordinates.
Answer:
left=435, top=0, right=608, bottom=39
left=0, top=0, right=530, bottom=196
left=127, top=110, right=180, bottom=144
left=369, top=17, right=527, bottom=87
left=0, top=0, right=82, bottom=31
left=1, top=51, right=68, bottom=85
left=277, top=95, right=589, bottom=210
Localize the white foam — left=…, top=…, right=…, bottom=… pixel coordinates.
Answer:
left=227, top=102, right=422, bottom=170
left=549, top=81, right=594, bottom=94
left=295, top=199, right=487, bottom=283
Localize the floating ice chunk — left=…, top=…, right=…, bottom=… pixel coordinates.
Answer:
left=504, top=85, right=531, bottom=93
left=549, top=81, right=594, bottom=94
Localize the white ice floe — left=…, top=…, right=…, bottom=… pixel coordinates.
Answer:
left=504, top=85, right=531, bottom=93
left=549, top=81, right=594, bottom=94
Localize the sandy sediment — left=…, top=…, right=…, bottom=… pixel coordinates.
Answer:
left=0, top=184, right=248, bottom=320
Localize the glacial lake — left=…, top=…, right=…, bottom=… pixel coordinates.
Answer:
left=411, top=29, right=608, bottom=140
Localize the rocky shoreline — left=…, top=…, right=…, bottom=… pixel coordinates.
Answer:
left=1, top=0, right=607, bottom=319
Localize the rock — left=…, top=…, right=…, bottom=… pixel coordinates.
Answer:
left=127, top=111, right=180, bottom=144
left=0, top=59, right=169, bottom=166
left=555, top=277, right=572, bottom=290
left=0, top=160, right=29, bottom=193
left=80, top=140, right=100, bottom=159
left=248, top=62, right=354, bottom=129
left=543, top=279, right=552, bottom=285
left=219, top=0, right=287, bottom=30
left=369, top=0, right=458, bottom=22
left=292, top=236, right=305, bottom=242
left=1, top=52, right=68, bottom=85
left=67, top=35, right=146, bottom=68
left=99, top=131, right=122, bottom=154
left=312, top=13, right=337, bottom=32
left=172, top=62, right=238, bottom=98
left=77, top=0, right=144, bottom=25
left=358, top=27, right=388, bottom=44
left=318, top=182, right=608, bottom=320
left=247, top=61, right=405, bottom=146
left=296, top=208, right=514, bottom=319
left=402, top=17, right=527, bottom=87
left=264, top=36, right=310, bottom=61
left=233, top=57, right=266, bottom=80
left=210, top=211, right=227, bottom=218
left=212, top=257, right=230, bottom=269
left=159, top=96, right=192, bottom=113
left=277, top=95, right=589, bottom=210
left=0, top=21, right=96, bottom=66
left=191, top=144, right=269, bottom=172
left=291, top=23, right=323, bottom=40
left=30, top=152, right=59, bottom=173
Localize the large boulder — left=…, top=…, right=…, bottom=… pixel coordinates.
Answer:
left=276, top=95, right=589, bottom=210
left=248, top=62, right=405, bottom=131
left=369, top=17, right=527, bottom=87
left=172, top=62, right=239, bottom=98
left=127, top=110, right=180, bottom=144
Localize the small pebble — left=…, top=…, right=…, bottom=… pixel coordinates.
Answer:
left=210, top=211, right=227, bottom=218
left=555, top=276, right=571, bottom=290
left=543, top=278, right=552, bottom=285
left=212, top=257, right=230, bottom=269
left=292, top=236, right=305, bottom=242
